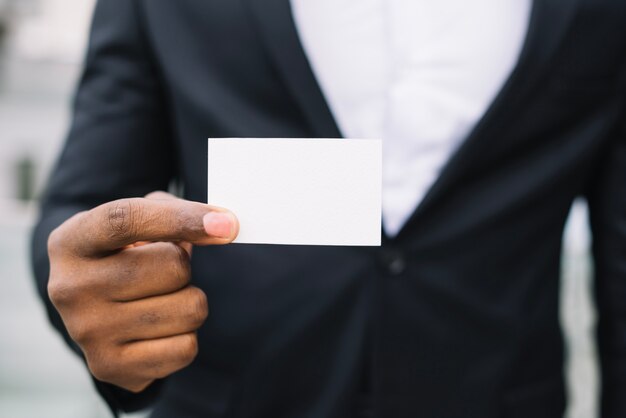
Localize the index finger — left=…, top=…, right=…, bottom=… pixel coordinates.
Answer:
left=58, top=197, right=238, bottom=256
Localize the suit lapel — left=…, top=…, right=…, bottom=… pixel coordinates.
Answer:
left=243, top=0, right=342, bottom=138
left=244, top=0, right=583, bottom=239
left=395, top=0, right=583, bottom=240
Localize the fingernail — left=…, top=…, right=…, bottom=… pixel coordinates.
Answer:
left=203, top=212, right=234, bottom=239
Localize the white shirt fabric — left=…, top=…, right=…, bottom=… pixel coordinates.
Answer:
left=290, top=0, right=532, bottom=235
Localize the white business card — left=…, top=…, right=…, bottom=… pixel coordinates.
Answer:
left=208, top=138, right=382, bottom=246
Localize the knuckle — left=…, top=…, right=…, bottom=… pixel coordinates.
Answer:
left=47, top=226, right=66, bottom=258
left=106, top=199, right=141, bottom=241
left=86, top=350, right=116, bottom=383
left=47, top=211, right=90, bottom=259
left=177, top=333, right=199, bottom=364
left=88, top=347, right=152, bottom=392
left=140, top=357, right=167, bottom=379
left=175, top=207, right=195, bottom=234
left=139, top=310, right=162, bottom=325
left=47, top=277, right=78, bottom=308
left=89, top=362, right=115, bottom=384
left=68, top=319, right=97, bottom=345
left=186, top=288, right=209, bottom=326
left=167, top=243, right=191, bottom=284
left=117, top=255, right=140, bottom=285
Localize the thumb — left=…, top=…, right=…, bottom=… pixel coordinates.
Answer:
left=145, top=191, right=193, bottom=255
left=143, top=190, right=239, bottom=248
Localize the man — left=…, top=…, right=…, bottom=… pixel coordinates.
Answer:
left=31, top=0, right=626, bottom=417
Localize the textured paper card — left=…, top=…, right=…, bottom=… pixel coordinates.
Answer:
left=208, top=138, right=382, bottom=246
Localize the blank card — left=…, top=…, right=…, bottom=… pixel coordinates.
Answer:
left=207, top=138, right=382, bottom=246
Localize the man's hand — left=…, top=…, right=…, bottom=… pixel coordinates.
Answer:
left=46, top=192, right=238, bottom=393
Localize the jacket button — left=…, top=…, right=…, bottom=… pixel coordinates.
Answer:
left=380, top=249, right=406, bottom=276
left=388, top=254, right=406, bottom=275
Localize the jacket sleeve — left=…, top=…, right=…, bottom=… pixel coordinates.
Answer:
left=30, top=0, right=176, bottom=414
left=587, top=92, right=626, bottom=418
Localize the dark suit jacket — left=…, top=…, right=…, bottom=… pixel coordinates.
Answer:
left=31, top=0, right=626, bottom=417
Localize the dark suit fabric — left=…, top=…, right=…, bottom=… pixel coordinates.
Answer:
left=31, top=0, right=626, bottom=417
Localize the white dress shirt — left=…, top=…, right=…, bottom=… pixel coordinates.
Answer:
left=290, top=0, right=532, bottom=235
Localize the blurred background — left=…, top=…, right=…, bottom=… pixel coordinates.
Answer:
left=0, top=1, right=599, bottom=417
left=0, top=0, right=138, bottom=416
